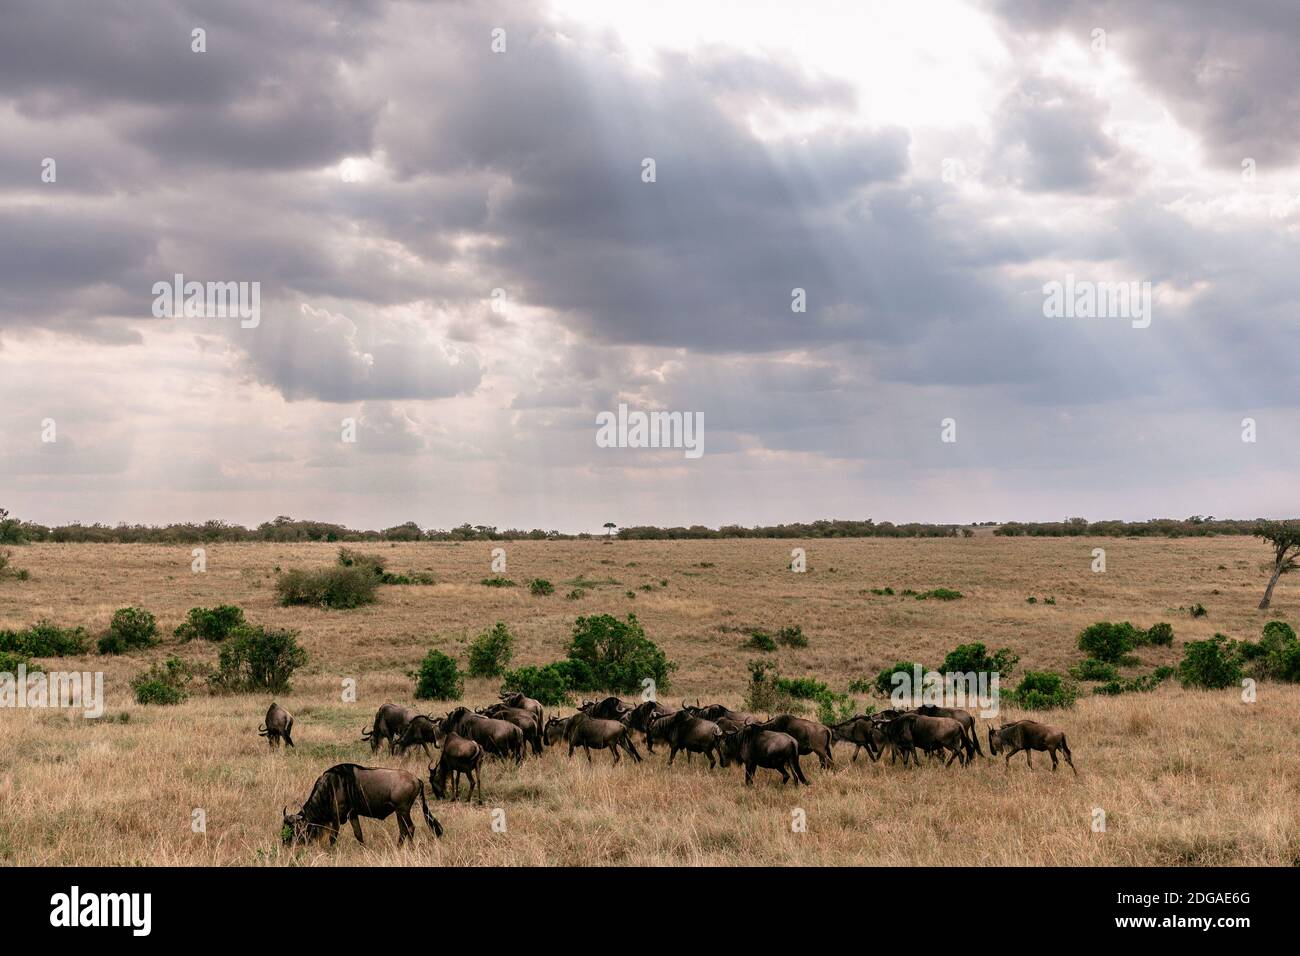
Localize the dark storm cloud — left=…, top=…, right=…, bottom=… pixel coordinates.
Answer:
left=992, top=0, right=1300, bottom=168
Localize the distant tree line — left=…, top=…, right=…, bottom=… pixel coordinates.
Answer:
left=0, top=510, right=1284, bottom=544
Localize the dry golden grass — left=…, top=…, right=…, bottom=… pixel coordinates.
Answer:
left=1, top=536, right=1297, bottom=866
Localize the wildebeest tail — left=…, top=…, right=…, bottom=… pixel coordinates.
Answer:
left=970, top=723, right=984, bottom=757
left=1060, top=734, right=1071, bottom=758
left=419, top=781, right=443, bottom=837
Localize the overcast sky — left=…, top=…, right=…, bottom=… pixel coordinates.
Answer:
left=1, top=0, right=1298, bottom=532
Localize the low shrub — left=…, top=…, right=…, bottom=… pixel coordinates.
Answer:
left=566, top=613, right=676, bottom=693
left=776, top=625, right=808, bottom=648
left=873, top=661, right=927, bottom=697
left=1177, top=634, right=1242, bottom=690
left=414, top=649, right=463, bottom=700
left=174, top=605, right=246, bottom=642
left=209, top=626, right=307, bottom=693
left=1077, top=621, right=1143, bottom=663
left=1140, top=622, right=1174, bottom=647
left=97, top=606, right=159, bottom=655
left=1069, top=658, right=1119, bottom=682
left=1190, top=603, right=1207, bottom=618
left=0, top=620, right=90, bottom=657
left=276, top=566, right=378, bottom=609
left=939, top=641, right=1018, bottom=677
left=467, top=622, right=514, bottom=678
left=131, top=657, right=193, bottom=705
left=480, top=576, right=516, bottom=588
left=500, top=659, right=596, bottom=706
left=529, top=578, right=555, bottom=596
left=1008, top=670, right=1077, bottom=710
left=744, top=630, right=777, bottom=652
left=1093, top=666, right=1176, bottom=696
left=566, top=588, right=585, bottom=600
left=0, top=650, right=39, bottom=673
left=916, top=587, right=963, bottom=601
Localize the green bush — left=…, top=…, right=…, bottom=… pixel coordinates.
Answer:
left=1008, top=670, right=1077, bottom=710
left=1189, top=603, right=1207, bottom=618
left=1177, top=634, right=1242, bottom=690
left=337, top=547, right=386, bottom=575
left=174, top=605, right=246, bottom=642
left=1094, top=666, right=1176, bottom=696
left=743, top=661, right=852, bottom=722
left=566, top=613, right=676, bottom=693
left=0, top=620, right=90, bottom=657
left=1077, top=621, right=1143, bottom=663
left=467, top=622, right=514, bottom=678
left=500, top=659, right=595, bottom=706
left=776, top=625, right=808, bottom=648
left=916, top=587, right=963, bottom=600
left=276, top=566, right=378, bottom=609
left=0, top=650, right=39, bottom=673
left=131, top=657, right=193, bottom=705
left=1070, top=658, right=1120, bottom=681
left=1141, top=622, right=1174, bottom=647
left=97, top=606, right=158, bottom=655
left=939, top=641, right=1018, bottom=677
left=1243, top=621, right=1300, bottom=681
left=744, top=630, right=777, bottom=652
left=209, top=626, right=307, bottom=693
left=480, top=576, right=516, bottom=588
left=529, top=578, right=555, bottom=596
left=873, top=661, right=926, bottom=697
left=415, top=649, right=463, bottom=700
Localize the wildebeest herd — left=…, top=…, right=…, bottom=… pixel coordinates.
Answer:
left=276, top=694, right=1077, bottom=847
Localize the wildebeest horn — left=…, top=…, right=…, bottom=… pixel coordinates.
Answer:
left=360, top=727, right=372, bottom=738
left=681, top=699, right=688, bottom=710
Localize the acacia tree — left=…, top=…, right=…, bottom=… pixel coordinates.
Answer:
left=603, top=522, right=617, bottom=539
left=1255, top=521, right=1300, bottom=610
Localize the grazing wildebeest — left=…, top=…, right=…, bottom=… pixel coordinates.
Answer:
left=989, top=720, right=1076, bottom=774
left=578, top=696, right=633, bottom=721
left=282, top=764, right=442, bottom=846
left=830, top=715, right=880, bottom=762
left=755, top=715, right=835, bottom=770
left=361, top=703, right=418, bottom=755
left=657, top=709, right=724, bottom=768
left=627, top=700, right=676, bottom=750
left=498, top=692, right=545, bottom=733
left=442, top=707, right=524, bottom=765
left=718, top=724, right=808, bottom=786
left=393, top=714, right=441, bottom=758
left=258, top=702, right=295, bottom=749
left=478, top=703, right=545, bottom=756
left=881, top=713, right=968, bottom=767
left=915, top=704, right=982, bottom=758
left=429, top=731, right=484, bottom=802
left=553, top=712, right=642, bottom=764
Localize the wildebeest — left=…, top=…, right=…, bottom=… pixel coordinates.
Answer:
left=498, top=692, right=545, bottom=732
left=755, top=714, right=835, bottom=770
left=988, top=720, right=1076, bottom=774
left=361, top=703, right=418, bottom=755
left=442, top=707, right=525, bottom=765
left=393, top=714, right=441, bottom=758
left=880, top=713, right=969, bottom=767
left=915, top=704, right=982, bottom=758
left=578, top=696, right=632, bottom=721
left=655, top=709, right=723, bottom=768
left=478, top=703, right=545, bottom=756
left=429, top=731, right=484, bottom=802
left=627, top=700, right=676, bottom=750
left=830, top=715, right=881, bottom=762
left=548, top=712, right=642, bottom=764
left=282, top=764, right=442, bottom=846
left=258, top=702, right=295, bottom=749
left=684, top=700, right=760, bottom=725
left=718, top=724, right=808, bottom=786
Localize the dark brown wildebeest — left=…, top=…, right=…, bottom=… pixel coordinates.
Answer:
left=393, top=714, right=441, bottom=758
left=685, top=700, right=760, bottom=725
left=552, top=711, right=642, bottom=764
left=988, top=720, right=1076, bottom=774
left=442, top=707, right=524, bottom=765
left=830, top=715, right=881, bottom=762
left=429, top=731, right=484, bottom=802
left=718, top=724, right=808, bottom=786
left=755, top=714, right=835, bottom=770
left=627, top=700, right=676, bottom=750
left=258, top=702, right=295, bottom=749
left=282, top=764, right=442, bottom=846
left=498, top=691, right=544, bottom=732
left=657, top=709, right=724, bottom=768
left=578, top=696, right=632, bottom=721
left=361, top=703, right=418, bottom=754
left=478, top=703, right=545, bottom=756
left=915, top=704, right=982, bottom=758
left=881, top=713, right=968, bottom=767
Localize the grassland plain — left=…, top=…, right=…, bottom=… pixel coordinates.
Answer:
left=0, top=536, right=1297, bottom=866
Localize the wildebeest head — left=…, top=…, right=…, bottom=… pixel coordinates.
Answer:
left=544, top=715, right=570, bottom=745
left=281, top=807, right=311, bottom=846
left=717, top=727, right=746, bottom=766
left=988, top=726, right=1004, bottom=755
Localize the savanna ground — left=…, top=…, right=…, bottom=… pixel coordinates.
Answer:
left=0, top=535, right=1297, bottom=866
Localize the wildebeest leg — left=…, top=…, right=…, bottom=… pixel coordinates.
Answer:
left=397, top=810, right=414, bottom=845
left=1004, top=746, right=1020, bottom=768
left=1024, top=749, right=1033, bottom=769
left=584, top=744, right=594, bottom=764
left=778, top=764, right=790, bottom=784
left=667, top=745, right=678, bottom=766
left=327, top=822, right=340, bottom=846
left=349, top=814, right=364, bottom=844
left=851, top=744, right=860, bottom=762
left=792, top=753, right=810, bottom=785
left=744, top=762, right=755, bottom=786
left=610, top=743, right=620, bottom=764
left=1049, top=747, right=1059, bottom=771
